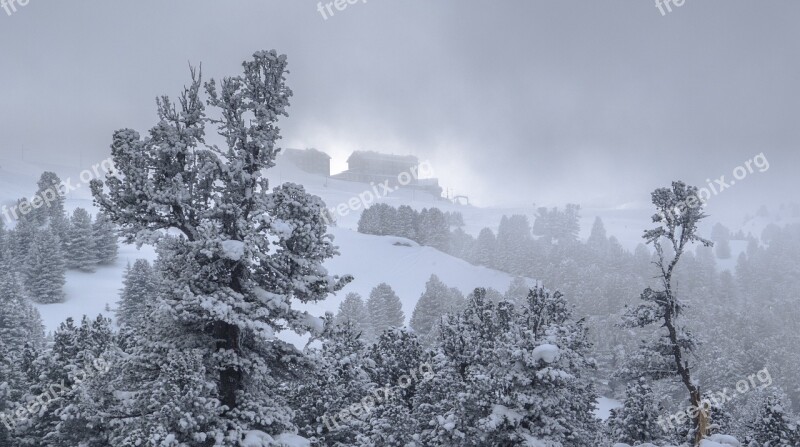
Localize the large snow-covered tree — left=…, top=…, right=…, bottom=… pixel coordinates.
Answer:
left=90, top=50, right=351, bottom=444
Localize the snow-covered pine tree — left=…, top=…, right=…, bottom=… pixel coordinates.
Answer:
left=468, top=286, right=503, bottom=304
left=90, top=50, right=351, bottom=445
left=533, top=204, right=581, bottom=245
left=33, top=172, right=71, bottom=252
left=471, top=227, right=497, bottom=267
left=410, top=274, right=453, bottom=341
left=0, top=265, right=44, bottom=444
left=292, top=320, right=372, bottom=446
left=115, top=259, right=157, bottom=328
left=9, top=208, right=38, bottom=264
left=66, top=208, right=97, bottom=271
left=395, top=205, right=418, bottom=241
left=23, top=225, right=66, bottom=304
left=495, top=214, right=532, bottom=275
left=445, top=287, right=465, bottom=314
left=621, top=181, right=713, bottom=446
left=98, top=257, right=224, bottom=447
left=748, top=390, right=799, bottom=447
left=367, top=327, right=425, bottom=393
left=376, top=203, right=399, bottom=236
left=357, top=206, right=379, bottom=235
left=414, top=287, right=598, bottom=446
left=335, top=292, right=369, bottom=337
left=606, top=378, right=664, bottom=445
left=416, top=208, right=449, bottom=251
left=33, top=172, right=66, bottom=224
left=18, top=315, right=114, bottom=447
left=28, top=172, right=69, bottom=249
left=701, top=390, right=733, bottom=437
left=447, top=227, right=475, bottom=260
left=358, top=203, right=398, bottom=237
left=92, top=211, right=118, bottom=265
left=366, top=283, right=404, bottom=339
left=360, top=328, right=428, bottom=446
left=587, top=216, right=609, bottom=253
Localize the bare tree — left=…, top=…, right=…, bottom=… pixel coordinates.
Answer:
left=623, top=181, right=713, bottom=446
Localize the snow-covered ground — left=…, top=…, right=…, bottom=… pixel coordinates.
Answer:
left=34, top=243, right=157, bottom=331
left=593, top=396, right=622, bottom=420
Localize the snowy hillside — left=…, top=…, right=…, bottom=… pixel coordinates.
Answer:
left=4, top=152, right=793, bottom=335
left=1, top=154, right=531, bottom=336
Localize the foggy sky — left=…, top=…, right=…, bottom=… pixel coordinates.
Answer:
left=1, top=0, right=797, bottom=218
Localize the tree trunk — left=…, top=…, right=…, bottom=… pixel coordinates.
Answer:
left=215, top=320, right=242, bottom=411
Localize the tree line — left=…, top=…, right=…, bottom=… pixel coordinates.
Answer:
left=0, top=171, right=118, bottom=304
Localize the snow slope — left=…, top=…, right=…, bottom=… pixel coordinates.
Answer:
left=1, top=154, right=530, bottom=336
left=38, top=224, right=528, bottom=342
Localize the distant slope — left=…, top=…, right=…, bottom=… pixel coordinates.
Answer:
left=305, top=227, right=533, bottom=319
left=35, top=224, right=529, bottom=338
left=1, top=153, right=528, bottom=335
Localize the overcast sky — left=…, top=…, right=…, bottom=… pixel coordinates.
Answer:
left=1, top=1, right=797, bottom=217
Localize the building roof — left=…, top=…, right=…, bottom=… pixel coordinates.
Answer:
left=346, top=150, right=418, bottom=165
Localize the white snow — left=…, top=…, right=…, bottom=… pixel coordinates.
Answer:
left=531, top=344, right=560, bottom=363
left=220, top=239, right=245, bottom=261
left=270, top=219, right=294, bottom=239
left=35, top=243, right=157, bottom=333
left=705, top=434, right=740, bottom=447
left=593, top=396, right=622, bottom=421
left=485, top=404, right=524, bottom=429
left=272, top=433, right=311, bottom=447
